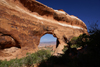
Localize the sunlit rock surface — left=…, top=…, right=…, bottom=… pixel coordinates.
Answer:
left=0, top=0, right=88, bottom=60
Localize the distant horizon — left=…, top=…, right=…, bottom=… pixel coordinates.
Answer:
left=39, top=41, right=56, bottom=47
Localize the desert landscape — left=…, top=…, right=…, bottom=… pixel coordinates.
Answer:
left=0, top=0, right=100, bottom=67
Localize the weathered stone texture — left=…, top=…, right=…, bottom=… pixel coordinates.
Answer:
left=0, top=0, right=88, bottom=60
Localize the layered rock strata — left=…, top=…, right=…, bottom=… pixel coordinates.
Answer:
left=0, top=0, right=88, bottom=59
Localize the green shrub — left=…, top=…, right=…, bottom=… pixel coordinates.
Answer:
left=69, top=34, right=89, bottom=48
left=70, top=37, right=78, bottom=44
left=0, top=49, right=51, bottom=67
left=62, top=46, right=68, bottom=52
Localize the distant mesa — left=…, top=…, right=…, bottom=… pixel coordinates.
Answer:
left=39, top=41, right=56, bottom=47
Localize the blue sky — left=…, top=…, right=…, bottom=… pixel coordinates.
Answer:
left=40, top=34, right=57, bottom=42
left=37, top=0, right=100, bottom=42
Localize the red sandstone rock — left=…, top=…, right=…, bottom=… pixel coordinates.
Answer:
left=0, top=0, right=88, bottom=60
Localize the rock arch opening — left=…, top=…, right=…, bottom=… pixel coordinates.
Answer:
left=39, top=34, right=57, bottom=51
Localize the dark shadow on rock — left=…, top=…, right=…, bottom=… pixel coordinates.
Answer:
left=38, top=30, right=100, bottom=67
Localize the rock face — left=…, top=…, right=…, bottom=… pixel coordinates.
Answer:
left=0, top=0, right=88, bottom=59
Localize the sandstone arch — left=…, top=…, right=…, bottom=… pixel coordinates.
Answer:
left=0, top=0, right=88, bottom=59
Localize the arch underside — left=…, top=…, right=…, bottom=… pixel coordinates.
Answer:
left=0, top=0, right=88, bottom=59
